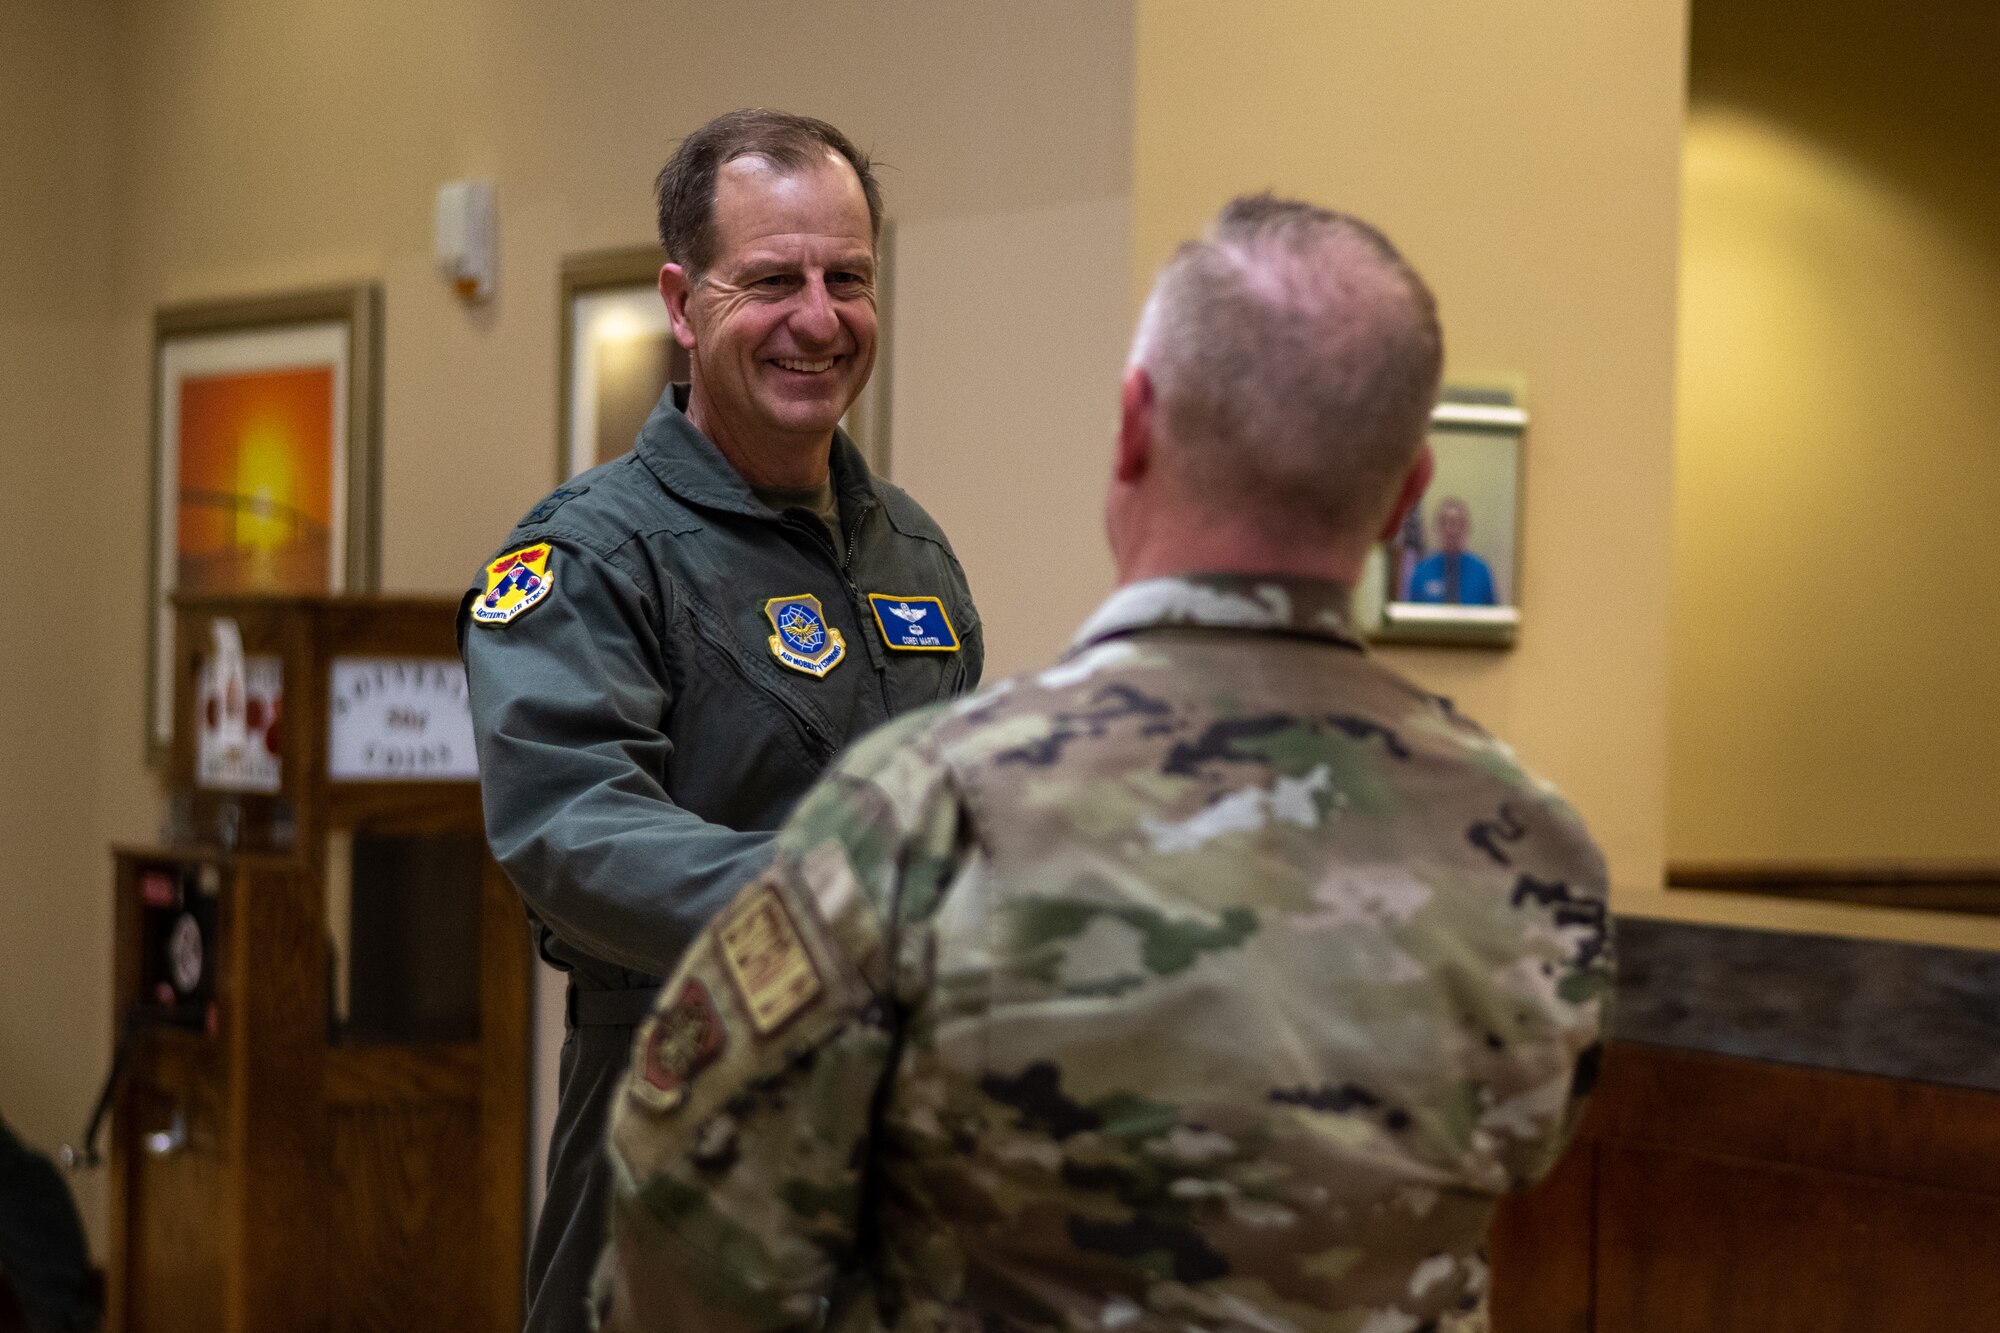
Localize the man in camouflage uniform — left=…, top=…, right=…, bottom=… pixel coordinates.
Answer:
left=592, top=195, right=1612, bottom=1333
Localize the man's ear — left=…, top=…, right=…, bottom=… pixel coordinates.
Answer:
left=659, top=264, right=698, bottom=351
left=1115, top=366, right=1156, bottom=485
left=1378, top=444, right=1435, bottom=542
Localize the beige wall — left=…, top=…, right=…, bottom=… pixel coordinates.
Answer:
left=894, top=198, right=1130, bottom=676
left=1671, top=1, right=2000, bottom=862
left=105, top=0, right=1134, bottom=597
left=6, top=0, right=1133, bottom=1247
left=1135, top=0, right=1688, bottom=905
left=0, top=0, right=118, bottom=1242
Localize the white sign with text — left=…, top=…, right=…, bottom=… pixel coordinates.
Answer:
left=327, top=657, right=478, bottom=781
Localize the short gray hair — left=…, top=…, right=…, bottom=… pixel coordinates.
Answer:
left=1131, top=194, right=1443, bottom=542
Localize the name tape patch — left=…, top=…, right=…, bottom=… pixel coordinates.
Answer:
left=471, top=545, right=554, bottom=626
left=717, top=885, right=823, bottom=1035
left=867, top=594, right=960, bottom=652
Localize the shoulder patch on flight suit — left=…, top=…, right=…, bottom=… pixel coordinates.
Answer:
left=762, top=594, right=847, bottom=678
left=716, top=884, right=823, bottom=1035
left=866, top=594, right=960, bottom=651
left=631, top=979, right=727, bottom=1114
left=471, top=545, right=555, bottom=626
left=523, top=484, right=589, bottom=526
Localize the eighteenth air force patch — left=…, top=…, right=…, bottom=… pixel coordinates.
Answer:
left=471, top=544, right=554, bottom=626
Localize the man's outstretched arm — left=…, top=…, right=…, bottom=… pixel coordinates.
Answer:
left=591, top=713, right=968, bottom=1331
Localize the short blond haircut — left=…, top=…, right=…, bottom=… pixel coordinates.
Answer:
left=1131, top=195, right=1443, bottom=543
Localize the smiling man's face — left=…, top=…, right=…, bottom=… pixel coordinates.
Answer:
left=664, top=151, right=877, bottom=475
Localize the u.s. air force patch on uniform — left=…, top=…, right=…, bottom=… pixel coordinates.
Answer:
left=717, top=884, right=822, bottom=1035
left=762, top=594, right=846, bottom=677
left=632, top=979, right=726, bottom=1114
left=866, top=593, right=959, bottom=651
left=471, top=545, right=554, bottom=626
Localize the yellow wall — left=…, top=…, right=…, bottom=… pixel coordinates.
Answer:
left=1131, top=0, right=2000, bottom=958
left=1671, top=3, right=2000, bottom=863
left=0, top=0, right=118, bottom=1239
left=1136, top=0, right=1688, bottom=904
left=2, top=0, right=1134, bottom=1247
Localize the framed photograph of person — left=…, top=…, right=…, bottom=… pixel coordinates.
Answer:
left=147, top=284, right=383, bottom=753
left=1367, top=390, right=1525, bottom=648
left=558, top=229, right=895, bottom=484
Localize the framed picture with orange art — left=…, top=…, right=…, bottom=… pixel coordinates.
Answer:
left=147, top=285, right=382, bottom=754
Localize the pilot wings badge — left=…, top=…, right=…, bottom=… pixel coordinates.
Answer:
left=762, top=594, right=846, bottom=678
left=866, top=593, right=960, bottom=651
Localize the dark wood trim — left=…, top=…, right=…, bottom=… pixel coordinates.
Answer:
left=1666, top=860, right=2000, bottom=916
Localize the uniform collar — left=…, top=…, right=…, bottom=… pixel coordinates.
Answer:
left=635, top=384, right=875, bottom=521
left=1069, top=573, right=1365, bottom=654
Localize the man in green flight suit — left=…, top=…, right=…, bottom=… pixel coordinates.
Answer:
left=460, top=109, right=982, bottom=1333
left=590, top=195, right=1611, bottom=1332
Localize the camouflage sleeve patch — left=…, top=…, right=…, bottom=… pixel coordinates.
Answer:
left=629, top=979, right=727, bottom=1115
left=715, top=884, right=824, bottom=1034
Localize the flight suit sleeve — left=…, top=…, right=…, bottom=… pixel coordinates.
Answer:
left=960, top=610, right=985, bottom=694
left=462, top=534, right=774, bottom=977
left=592, top=713, right=967, bottom=1333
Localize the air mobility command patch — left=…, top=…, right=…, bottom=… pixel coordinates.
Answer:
left=762, top=594, right=846, bottom=677
left=471, top=544, right=554, bottom=626
left=632, top=979, right=727, bottom=1114
left=717, top=884, right=822, bottom=1035
left=866, top=593, right=960, bottom=651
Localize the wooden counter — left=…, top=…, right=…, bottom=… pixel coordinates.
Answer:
left=1488, top=918, right=2000, bottom=1331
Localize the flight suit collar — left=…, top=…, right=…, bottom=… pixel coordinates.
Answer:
left=1069, top=573, right=1365, bottom=654
left=634, top=383, right=876, bottom=523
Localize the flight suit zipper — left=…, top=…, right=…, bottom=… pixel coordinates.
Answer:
left=783, top=498, right=896, bottom=722
left=685, top=599, right=839, bottom=760
left=839, top=497, right=897, bottom=720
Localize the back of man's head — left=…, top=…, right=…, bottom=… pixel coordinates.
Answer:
left=654, top=108, right=883, bottom=285
left=1131, top=195, right=1443, bottom=546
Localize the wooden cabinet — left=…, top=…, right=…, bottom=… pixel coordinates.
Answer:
left=107, top=597, right=527, bottom=1332
left=1488, top=1042, right=2000, bottom=1332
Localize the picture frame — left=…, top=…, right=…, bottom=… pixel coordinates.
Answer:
left=1363, top=390, right=1526, bottom=648
left=557, top=227, right=895, bottom=484
left=148, top=284, right=382, bottom=754
left=558, top=246, right=679, bottom=484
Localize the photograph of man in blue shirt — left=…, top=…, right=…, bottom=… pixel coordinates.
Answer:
left=1406, top=496, right=1497, bottom=605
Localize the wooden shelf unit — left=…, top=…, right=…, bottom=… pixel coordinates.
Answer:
left=107, top=596, right=528, bottom=1333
